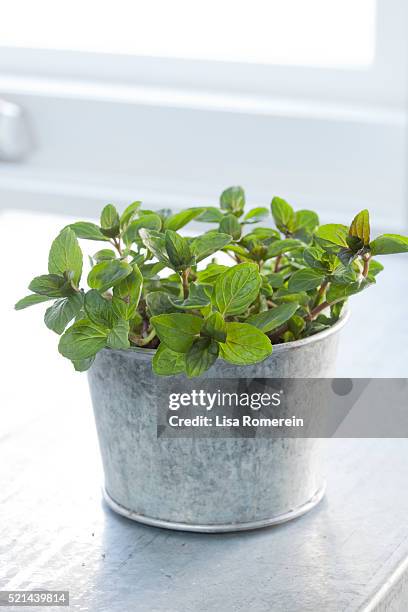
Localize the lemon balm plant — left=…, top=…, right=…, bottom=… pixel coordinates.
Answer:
left=15, top=187, right=408, bottom=377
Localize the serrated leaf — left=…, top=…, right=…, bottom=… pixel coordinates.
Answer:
left=303, top=247, right=328, bottom=271
left=146, top=291, right=179, bottom=316
left=247, top=303, right=299, bottom=333
left=152, top=344, right=186, bottom=376
left=107, top=319, right=130, bottom=350
left=100, top=204, right=120, bottom=237
left=315, top=224, right=349, bottom=252
left=196, top=263, right=229, bottom=283
left=219, top=322, right=272, bottom=365
left=288, top=314, right=306, bottom=338
left=271, top=197, right=295, bottom=233
left=186, top=338, right=219, bottom=377
left=170, top=283, right=211, bottom=309
left=58, top=319, right=109, bottom=361
left=44, top=293, right=84, bottom=334
left=327, top=279, right=374, bottom=304
left=151, top=313, right=203, bottom=353
left=242, top=207, right=269, bottom=224
left=87, top=260, right=132, bottom=292
left=265, top=272, right=284, bottom=288
left=68, top=222, right=110, bottom=241
left=164, top=208, right=205, bottom=231
left=295, top=209, right=319, bottom=232
left=190, top=231, right=232, bottom=262
left=266, top=239, right=302, bottom=257
left=219, top=213, right=242, bottom=240
left=165, top=230, right=195, bottom=271
left=29, top=274, right=74, bottom=297
left=139, top=229, right=170, bottom=264
left=196, top=207, right=224, bottom=223
left=120, top=201, right=141, bottom=228
left=349, top=209, right=370, bottom=246
left=15, top=294, right=52, bottom=310
left=72, top=357, right=95, bottom=372
left=201, top=311, right=227, bottom=342
left=48, top=227, right=83, bottom=285
left=288, top=268, right=326, bottom=292
left=370, top=234, right=408, bottom=255
left=220, top=186, right=245, bottom=217
left=93, top=249, right=116, bottom=262
left=113, top=264, right=143, bottom=307
left=214, top=263, right=261, bottom=316
left=84, top=290, right=115, bottom=327
left=122, top=214, right=162, bottom=245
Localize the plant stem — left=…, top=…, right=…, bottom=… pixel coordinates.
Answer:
left=274, top=255, right=282, bottom=272
left=130, top=328, right=157, bottom=347
left=313, top=279, right=329, bottom=308
left=307, top=301, right=330, bottom=320
left=182, top=268, right=190, bottom=299
left=111, top=237, right=123, bottom=256
left=362, top=254, right=371, bottom=278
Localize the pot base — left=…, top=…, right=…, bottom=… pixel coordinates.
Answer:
left=103, top=483, right=326, bottom=533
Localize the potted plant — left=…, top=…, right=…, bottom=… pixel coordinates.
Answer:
left=16, top=187, right=408, bottom=531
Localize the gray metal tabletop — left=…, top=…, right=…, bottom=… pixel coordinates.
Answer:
left=1, top=211, right=408, bottom=612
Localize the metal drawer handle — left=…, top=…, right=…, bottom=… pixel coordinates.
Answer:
left=0, top=98, right=33, bottom=161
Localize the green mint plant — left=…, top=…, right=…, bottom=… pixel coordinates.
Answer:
left=15, top=187, right=408, bottom=377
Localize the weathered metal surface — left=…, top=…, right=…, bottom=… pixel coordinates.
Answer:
left=87, top=315, right=348, bottom=531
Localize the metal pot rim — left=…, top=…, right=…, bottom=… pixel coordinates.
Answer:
left=104, top=308, right=350, bottom=362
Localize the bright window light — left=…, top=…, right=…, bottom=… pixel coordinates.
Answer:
left=1, top=0, right=376, bottom=68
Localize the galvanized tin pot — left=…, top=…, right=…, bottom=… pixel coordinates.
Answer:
left=87, top=312, right=348, bottom=532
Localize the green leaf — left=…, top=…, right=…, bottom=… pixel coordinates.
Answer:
left=48, top=227, right=83, bottom=285
left=370, top=234, right=408, bottom=255
left=111, top=296, right=138, bottom=321
left=29, top=274, right=74, bottom=297
left=196, top=263, right=229, bottom=283
left=164, top=208, right=205, bottom=231
left=271, top=197, right=295, bottom=233
left=93, top=249, right=116, bottom=262
left=120, top=201, right=141, bottom=228
left=247, top=303, right=299, bottom=333
left=201, top=311, right=227, bottom=342
left=368, top=259, right=384, bottom=279
left=151, top=313, right=203, bottom=353
left=265, top=273, right=284, bottom=288
left=15, top=294, right=52, bottom=310
left=349, top=209, right=370, bottom=246
left=303, top=247, right=329, bottom=272
left=196, top=207, right=224, bottom=223
left=44, top=293, right=84, bottom=334
left=295, top=210, right=319, bottom=232
left=242, top=207, right=269, bottom=224
left=72, top=357, right=95, bottom=372
left=288, top=268, right=326, bottom=292
left=100, top=204, right=120, bottom=237
left=190, top=231, right=232, bottom=262
left=315, top=224, right=349, bottom=252
left=87, top=260, right=132, bottom=292
left=139, top=229, right=170, bottom=264
left=327, top=279, right=374, bottom=304
left=219, top=322, right=272, bottom=365
left=122, top=214, right=162, bottom=245
left=170, top=283, right=211, bottom=309
left=152, top=344, right=186, bottom=376
left=266, top=239, right=302, bottom=257
left=288, top=314, right=306, bottom=338
left=107, top=319, right=130, bottom=350
left=113, top=264, right=143, bottom=306
left=84, top=290, right=115, bottom=327
left=186, top=338, right=219, bottom=377
left=58, top=319, right=109, bottom=361
left=146, top=291, right=179, bottom=316
left=165, top=230, right=194, bottom=271
left=68, top=222, right=110, bottom=242
left=214, top=263, right=261, bottom=316
left=220, top=186, right=245, bottom=217
left=219, top=214, right=242, bottom=240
